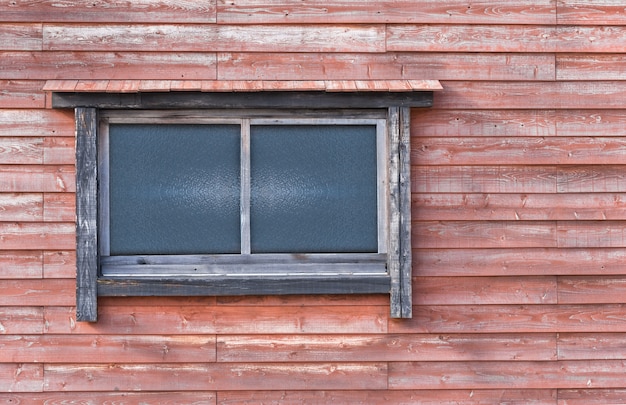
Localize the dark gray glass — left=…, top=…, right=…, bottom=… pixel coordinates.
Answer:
left=250, top=124, right=378, bottom=253
left=108, top=124, right=241, bottom=255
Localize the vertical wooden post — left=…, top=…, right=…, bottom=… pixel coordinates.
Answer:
left=75, top=107, right=99, bottom=322
left=388, top=107, right=402, bottom=318
left=399, top=106, right=413, bottom=318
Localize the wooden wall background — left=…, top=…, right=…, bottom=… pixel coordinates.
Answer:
left=2, top=0, right=626, bottom=403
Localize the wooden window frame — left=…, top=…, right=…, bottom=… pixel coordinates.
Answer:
left=69, top=92, right=422, bottom=322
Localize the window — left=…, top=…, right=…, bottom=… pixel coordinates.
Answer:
left=68, top=91, right=421, bottom=322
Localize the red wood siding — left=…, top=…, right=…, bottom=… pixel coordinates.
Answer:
left=2, top=0, right=626, bottom=403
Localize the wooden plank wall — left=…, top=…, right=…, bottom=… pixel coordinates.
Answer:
left=1, top=0, right=626, bottom=403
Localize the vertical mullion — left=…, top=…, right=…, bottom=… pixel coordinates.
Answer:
left=376, top=119, right=388, bottom=254
left=387, top=107, right=401, bottom=319
left=240, top=119, right=251, bottom=254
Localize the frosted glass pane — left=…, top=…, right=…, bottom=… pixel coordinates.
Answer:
left=109, top=124, right=241, bottom=255
left=250, top=125, right=378, bottom=253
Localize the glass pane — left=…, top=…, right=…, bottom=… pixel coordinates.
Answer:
left=108, top=124, right=241, bottom=255
left=250, top=124, right=378, bottom=253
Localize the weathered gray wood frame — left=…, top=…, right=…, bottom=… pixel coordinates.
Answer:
left=71, top=91, right=426, bottom=322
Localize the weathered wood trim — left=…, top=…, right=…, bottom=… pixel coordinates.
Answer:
left=52, top=91, right=434, bottom=109
left=75, top=107, right=98, bottom=322
left=387, top=107, right=402, bottom=318
left=97, top=275, right=391, bottom=297
left=399, top=106, right=413, bottom=318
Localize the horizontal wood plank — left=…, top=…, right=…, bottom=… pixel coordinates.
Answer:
left=43, top=137, right=73, bottom=164
left=0, top=307, right=43, bottom=334
left=413, top=221, right=557, bottom=249
left=557, top=221, right=626, bottom=248
left=0, top=222, right=75, bottom=250
left=388, top=25, right=557, bottom=52
left=0, top=392, right=217, bottom=404
left=220, top=389, right=557, bottom=404
left=0, top=23, right=41, bottom=51
left=0, top=279, right=74, bottom=306
left=559, top=333, right=626, bottom=360
left=412, top=109, right=557, bottom=137
left=557, top=1, right=626, bottom=25
left=414, top=248, right=626, bottom=277
left=0, top=335, right=216, bottom=363
left=389, top=360, right=626, bottom=390
left=218, top=52, right=555, bottom=81
left=413, top=137, right=626, bottom=165
left=413, top=276, right=557, bottom=305
left=413, top=166, right=557, bottom=193
left=1, top=52, right=217, bottom=80
left=0, top=193, right=42, bottom=222
left=0, top=109, right=72, bottom=137
left=559, top=389, right=626, bottom=405
left=557, top=54, right=626, bottom=80
left=0, top=137, right=42, bottom=164
left=559, top=277, right=626, bottom=304
left=556, top=110, right=626, bottom=137
left=413, top=193, right=626, bottom=221
left=43, top=24, right=385, bottom=53
left=0, top=364, right=42, bottom=393
left=557, top=26, right=626, bottom=52
left=434, top=81, right=626, bottom=110
left=43, top=193, right=74, bottom=222
left=43, top=363, right=387, bottom=391
left=217, top=0, right=556, bottom=24
left=43, top=305, right=387, bottom=334
left=43, top=251, right=75, bottom=278
left=0, top=81, right=46, bottom=109
left=0, top=165, right=75, bottom=192
left=0, top=0, right=216, bottom=23
left=217, top=333, right=556, bottom=362
left=558, top=165, right=626, bottom=193
left=0, top=250, right=42, bottom=278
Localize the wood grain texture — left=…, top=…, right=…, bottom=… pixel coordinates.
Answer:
left=0, top=335, right=216, bottom=363
left=414, top=248, right=626, bottom=277
left=217, top=0, right=556, bottom=24
left=43, top=363, right=387, bottom=392
left=558, top=333, right=626, bottom=360
left=1, top=52, right=218, bottom=80
left=0, top=137, right=42, bottom=164
left=0, top=165, right=75, bottom=192
left=218, top=52, right=555, bottom=81
left=413, top=193, right=626, bottom=221
left=0, top=279, right=74, bottom=306
left=0, top=250, right=42, bottom=278
left=559, top=277, right=626, bottom=304
left=43, top=251, right=75, bottom=278
left=412, top=109, right=557, bottom=137
left=43, top=193, right=74, bottom=222
left=559, top=389, right=626, bottom=405
left=558, top=1, right=626, bottom=25
left=0, top=81, right=46, bottom=109
left=413, top=276, right=557, bottom=305
left=389, top=360, right=626, bottom=390
left=0, top=23, right=41, bottom=51
left=0, top=392, right=217, bottom=404
left=0, top=109, right=72, bottom=137
left=0, top=222, right=74, bottom=250
left=0, top=0, right=216, bottom=23
left=413, top=166, right=557, bottom=193
left=0, top=364, right=42, bottom=393
left=0, top=307, right=43, bottom=334
left=434, top=81, right=626, bottom=110
left=387, top=25, right=557, bottom=52
left=413, top=137, right=626, bottom=165
left=43, top=305, right=387, bottom=334
left=558, top=54, right=626, bottom=80
left=0, top=193, right=42, bottom=222
left=556, top=110, right=626, bottom=136
left=43, top=24, right=385, bottom=53
left=414, top=221, right=557, bottom=249
left=217, top=333, right=556, bottom=362
left=220, top=389, right=557, bottom=404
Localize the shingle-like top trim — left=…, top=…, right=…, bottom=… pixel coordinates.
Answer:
left=43, top=79, right=442, bottom=93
